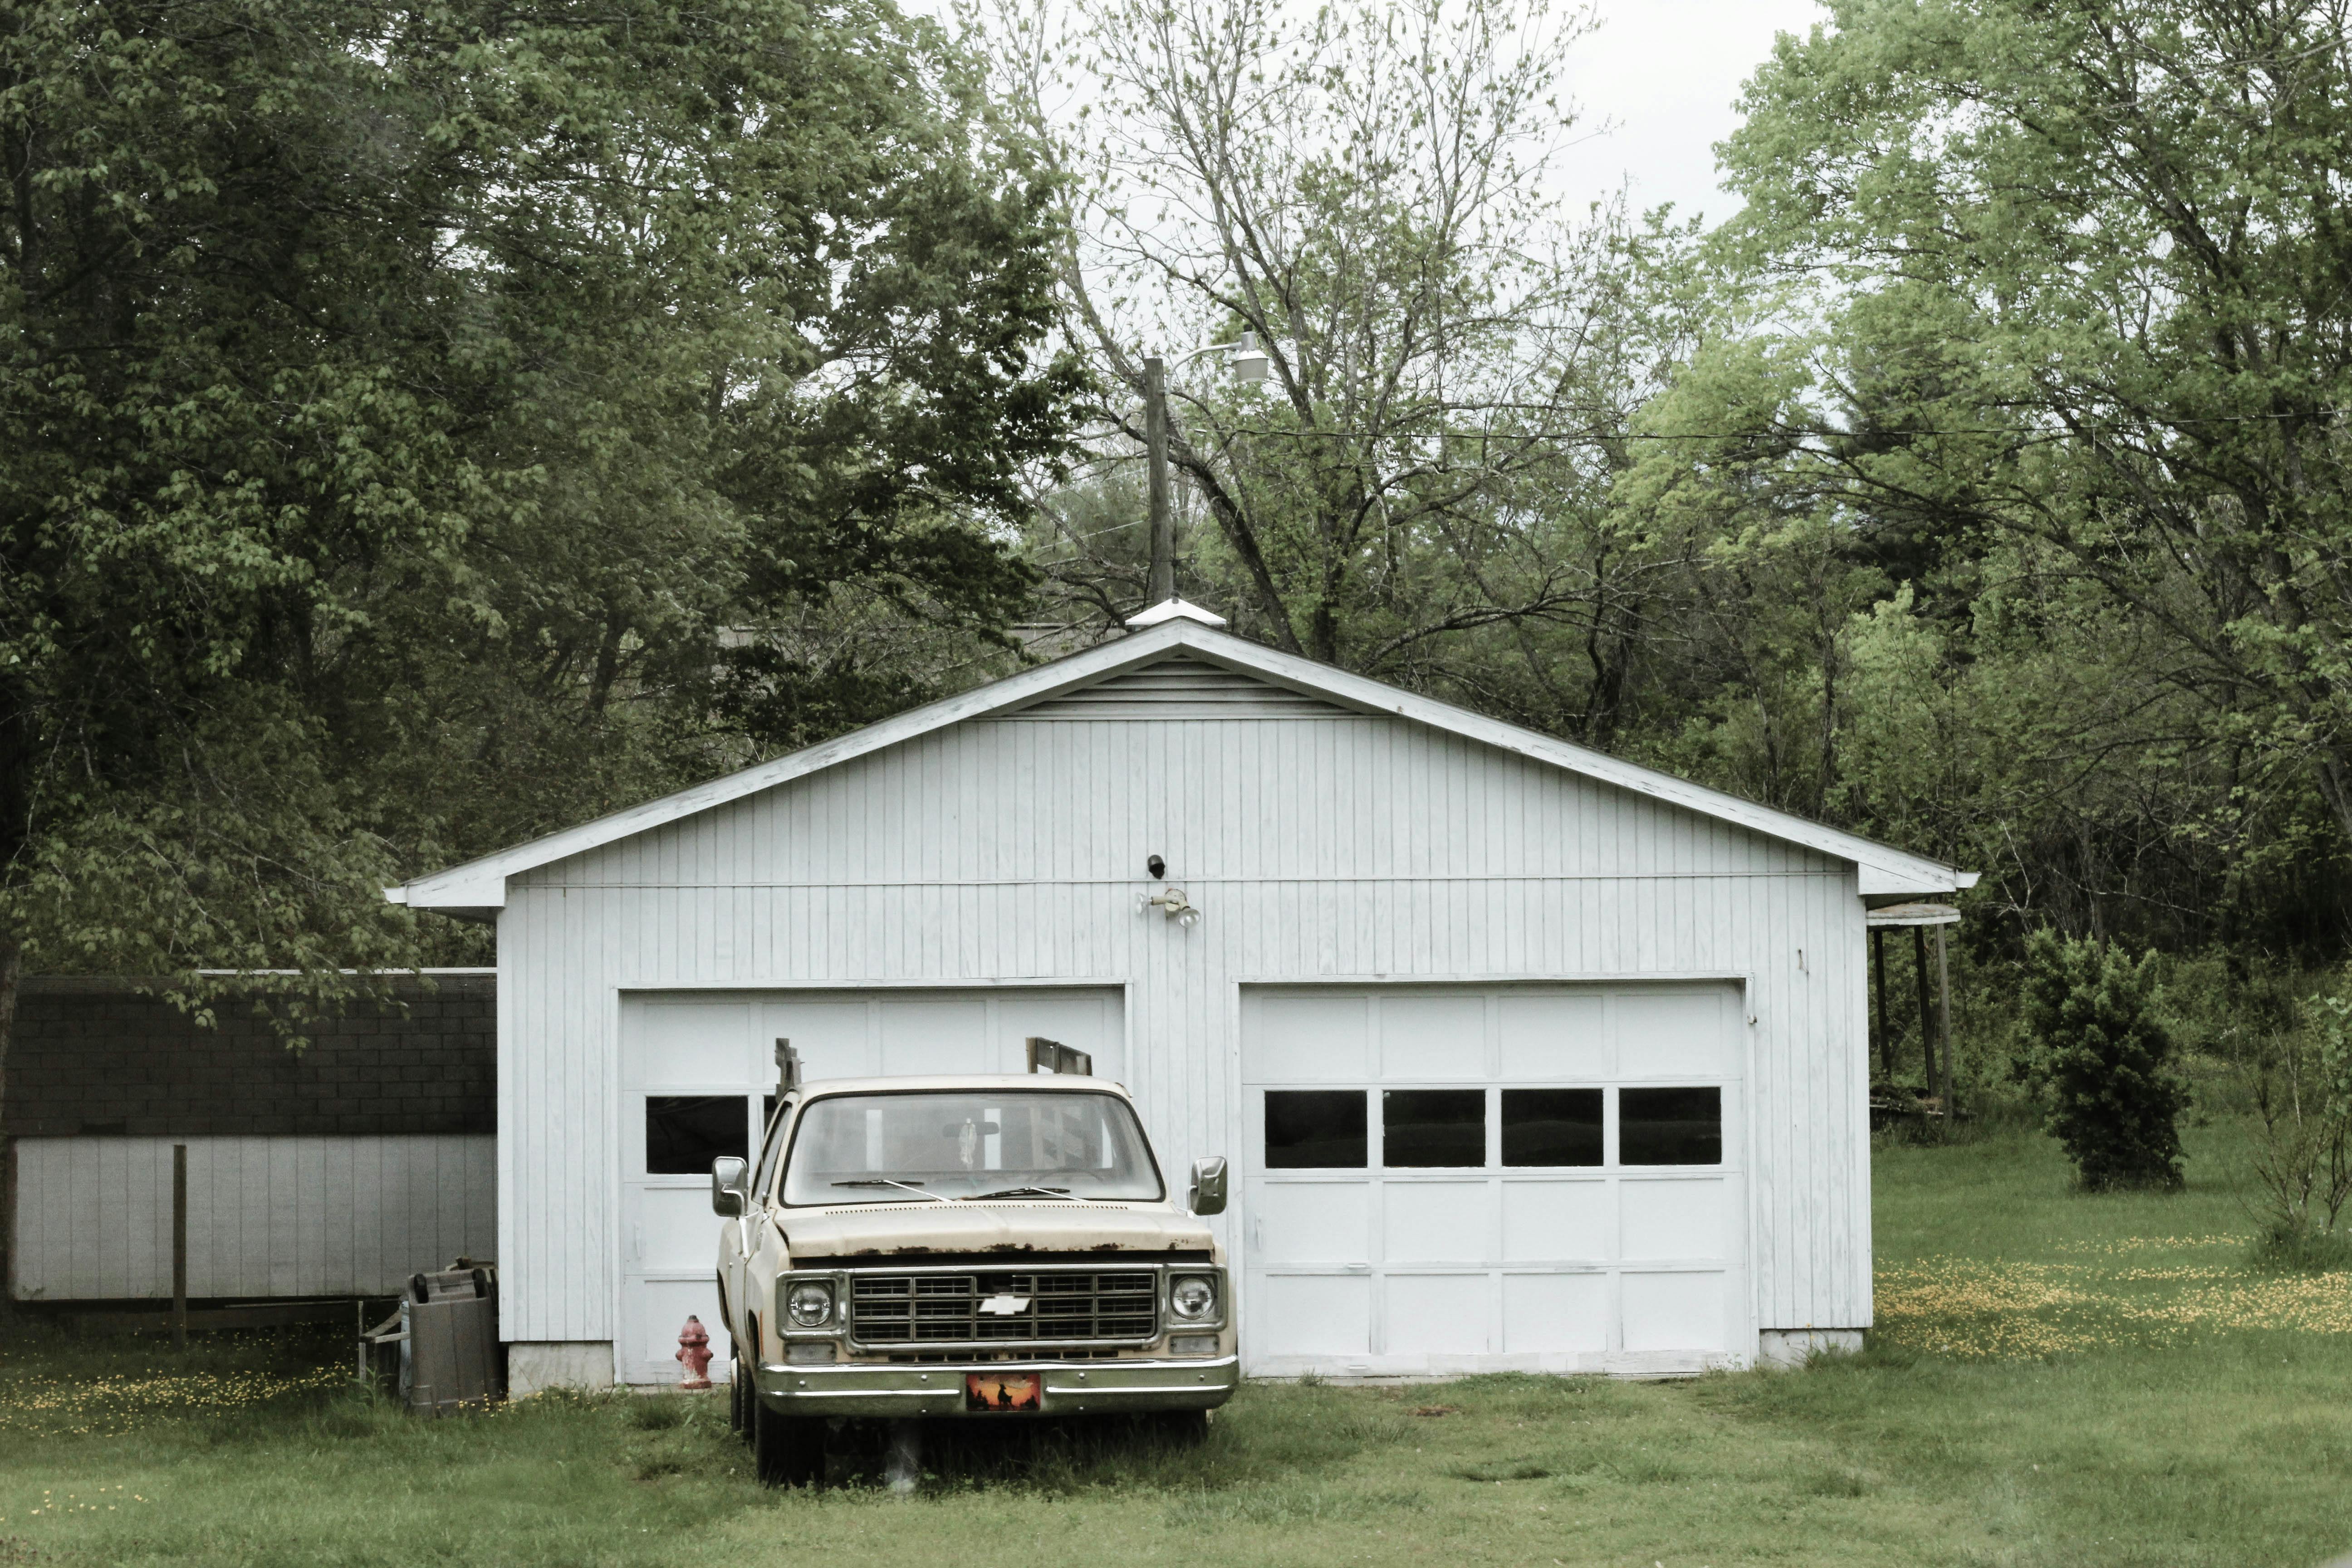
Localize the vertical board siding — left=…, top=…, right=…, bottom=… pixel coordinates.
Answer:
left=14, top=1136, right=496, bottom=1301
left=501, top=711, right=1872, bottom=1346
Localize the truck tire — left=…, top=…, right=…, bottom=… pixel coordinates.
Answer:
left=751, top=1389, right=825, bottom=1488
left=728, top=1349, right=747, bottom=1437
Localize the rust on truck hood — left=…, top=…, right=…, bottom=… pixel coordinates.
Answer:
left=784, top=1201, right=1212, bottom=1260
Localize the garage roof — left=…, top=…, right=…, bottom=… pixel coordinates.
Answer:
left=388, top=612, right=1975, bottom=916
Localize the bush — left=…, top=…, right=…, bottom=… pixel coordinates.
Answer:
left=2245, top=991, right=2352, bottom=1256
left=2017, top=931, right=2188, bottom=1191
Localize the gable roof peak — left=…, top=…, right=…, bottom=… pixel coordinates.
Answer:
left=387, top=613, right=1972, bottom=914
left=1125, top=597, right=1228, bottom=629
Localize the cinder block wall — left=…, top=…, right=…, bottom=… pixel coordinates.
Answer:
left=5, top=975, right=495, bottom=1137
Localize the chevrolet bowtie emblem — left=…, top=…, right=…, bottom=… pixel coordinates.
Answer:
left=977, top=1293, right=1032, bottom=1316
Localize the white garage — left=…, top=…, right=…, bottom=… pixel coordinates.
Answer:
left=389, top=602, right=1972, bottom=1389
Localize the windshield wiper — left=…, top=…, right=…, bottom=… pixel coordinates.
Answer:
left=963, top=1186, right=1073, bottom=1201
left=830, top=1179, right=951, bottom=1204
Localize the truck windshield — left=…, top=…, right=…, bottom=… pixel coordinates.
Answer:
left=781, top=1091, right=1165, bottom=1205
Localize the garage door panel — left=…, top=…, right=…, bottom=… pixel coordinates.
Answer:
left=622, top=985, right=1123, bottom=1385
left=759, top=1000, right=873, bottom=1080
left=878, top=999, right=990, bottom=1076
left=1254, top=1181, right=1370, bottom=1264
left=1621, top=1271, right=1727, bottom=1352
left=1384, top=1274, right=1491, bottom=1355
left=1500, top=1181, right=1612, bottom=1262
left=1499, top=994, right=1611, bottom=1079
left=1256, top=1274, right=1372, bottom=1356
left=1614, top=990, right=1730, bottom=1078
left=1502, top=1273, right=1609, bottom=1354
left=637, top=1186, right=725, bottom=1272
left=625, top=1003, right=753, bottom=1083
left=1383, top=1182, right=1490, bottom=1263
left=1620, top=1180, right=1725, bottom=1261
left=1380, top=996, right=1487, bottom=1080
left=1254, top=995, right=1369, bottom=1081
left=1242, top=982, right=1748, bottom=1376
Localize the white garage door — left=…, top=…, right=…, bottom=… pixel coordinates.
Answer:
left=617, top=986, right=1124, bottom=1386
left=1240, top=983, right=1747, bottom=1377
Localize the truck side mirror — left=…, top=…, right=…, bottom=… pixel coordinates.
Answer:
left=711, top=1155, right=750, bottom=1217
left=1188, top=1156, right=1228, bottom=1217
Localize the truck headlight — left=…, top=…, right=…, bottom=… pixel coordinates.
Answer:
left=1170, top=1274, right=1217, bottom=1320
left=786, top=1281, right=835, bottom=1328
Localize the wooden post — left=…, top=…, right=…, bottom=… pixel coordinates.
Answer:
left=1144, top=356, right=1174, bottom=602
left=1935, top=924, right=1955, bottom=1119
left=1911, top=927, right=1938, bottom=1103
left=172, top=1143, right=188, bottom=1352
left=1870, top=927, right=1890, bottom=1078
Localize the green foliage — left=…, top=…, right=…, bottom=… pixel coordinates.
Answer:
left=2019, top=932, right=2189, bottom=1191
left=0, top=0, right=1083, bottom=1002
left=2245, top=990, right=2352, bottom=1250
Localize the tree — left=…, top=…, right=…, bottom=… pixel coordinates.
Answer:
left=2248, top=991, right=2352, bottom=1252
left=0, top=0, right=1081, bottom=1289
left=995, top=0, right=1720, bottom=740
left=2019, top=931, right=2188, bottom=1190
left=1721, top=0, right=2352, bottom=868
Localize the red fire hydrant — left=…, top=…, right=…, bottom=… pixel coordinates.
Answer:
left=676, top=1316, right=714, bottom=1390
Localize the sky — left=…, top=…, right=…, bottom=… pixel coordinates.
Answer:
left=1550, top=0, right=1828, bottom=225
left=910, top=0, right=1836, bottom=231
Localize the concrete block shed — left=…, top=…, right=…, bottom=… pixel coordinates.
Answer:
left=387, top=606, right=1972, bottom=1392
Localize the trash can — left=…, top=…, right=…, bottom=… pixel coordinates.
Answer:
left=361, top=1260, right=501, bottom=1413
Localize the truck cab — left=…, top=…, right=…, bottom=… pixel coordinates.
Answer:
left=711, top=1054, right=1235, bottom=1486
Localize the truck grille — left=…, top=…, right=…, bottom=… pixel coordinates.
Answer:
left=848, top=1270, right=1159, bottom=1345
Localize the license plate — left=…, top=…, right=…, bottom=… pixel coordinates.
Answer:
left=964, top=1372, right=1043, bottom=1413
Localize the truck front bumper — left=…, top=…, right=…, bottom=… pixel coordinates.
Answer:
left=754, top=1354, right=1239, bottom=1418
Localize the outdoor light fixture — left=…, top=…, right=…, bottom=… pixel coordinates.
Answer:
left=1225, top=330, right=1269, bottom=383
left=1139, top=887, right=1200, bottom=928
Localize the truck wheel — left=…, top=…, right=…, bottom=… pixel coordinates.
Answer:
left=751, top=1390, right=825, bottom=1488
left=728, top=1349, right=747, bottom=1437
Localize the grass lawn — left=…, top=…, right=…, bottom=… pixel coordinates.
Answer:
left=2, top=1119, right=2348, bottom=1568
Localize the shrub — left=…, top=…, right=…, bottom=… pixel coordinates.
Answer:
left=2245, top=992, right=2352, bottom=1258
left=2017, top=931, right=2187, bottom=1191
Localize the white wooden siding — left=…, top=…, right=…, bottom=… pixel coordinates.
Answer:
left=496, top=710, right=1869, bottom=1350
left=12, top=1136, right=496, bottom=1300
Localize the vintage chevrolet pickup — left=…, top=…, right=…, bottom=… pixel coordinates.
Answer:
left=711, top=1045, right=1235, bottom=1486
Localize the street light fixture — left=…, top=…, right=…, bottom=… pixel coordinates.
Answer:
left=1143, top=332, right=1269, bottom=602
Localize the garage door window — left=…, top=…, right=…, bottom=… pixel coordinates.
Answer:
left=1264, top=1090, right=1367, bottom=1168
left=1382, top=1089, right=1485, bottom=1167
left=1619, top=1086, right=1723, bottom=1166
left=645, top=1095, right=750, bottom=1175
left=1501, top=1088, right=1604, bottom=1166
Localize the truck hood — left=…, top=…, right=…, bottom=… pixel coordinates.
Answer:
left=780, top=1201, right=1212, bottom=1260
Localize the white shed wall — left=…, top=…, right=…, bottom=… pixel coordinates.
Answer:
left=495, top=711, right=1870, bottom=1351
left=13, top=1135, right=496, bottom=1300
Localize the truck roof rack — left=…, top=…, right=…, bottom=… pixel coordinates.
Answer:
left=1025, top=1037, right=1092, bottom=1076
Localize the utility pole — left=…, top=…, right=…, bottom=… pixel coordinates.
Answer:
left=1144, top=355, right=1173, bottom=602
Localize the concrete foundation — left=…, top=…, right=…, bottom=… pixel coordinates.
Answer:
left=1759, top=1328, right=1864, bottom=1368
left=508, top=1341, right=615, bottom=1395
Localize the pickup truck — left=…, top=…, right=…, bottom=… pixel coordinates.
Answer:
left=711, top=1049, right=1235, bottom=1486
